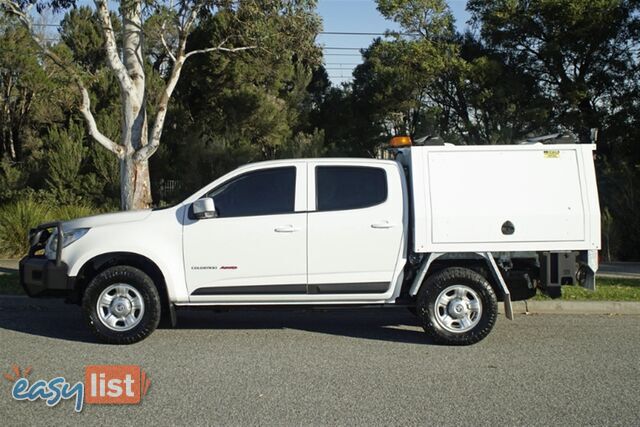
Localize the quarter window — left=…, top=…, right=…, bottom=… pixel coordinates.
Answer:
left=316, top=166, right=387, bottom=211
left=207, top=167, right=296, bottom=217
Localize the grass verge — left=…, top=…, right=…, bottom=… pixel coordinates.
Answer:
left=533, top=277, right=640, bottom=302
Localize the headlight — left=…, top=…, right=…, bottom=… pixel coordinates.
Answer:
left=45, top=228, right=90, bottom=259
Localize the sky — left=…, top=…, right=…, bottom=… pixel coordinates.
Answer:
left=316, top=0, right=471, bottom=85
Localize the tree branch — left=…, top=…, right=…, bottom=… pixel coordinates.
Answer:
left=135, top=2, right=256, bottom=162
left=160, top=26, right=177, bottom=62
left=79, top=85, right=126, bottom=158
left=185, top=44, right=257, bottom=59
left=94, top=0, right=134, bottom=93
left=1, top=0, right=125, bottom=158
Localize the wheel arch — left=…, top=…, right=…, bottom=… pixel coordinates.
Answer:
left=409, top=253, right=506, bottom=300
left=70, top=252, right=174, bottom=325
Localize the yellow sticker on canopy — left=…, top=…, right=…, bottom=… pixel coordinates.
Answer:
left=544, top=150, right=560, bottom=158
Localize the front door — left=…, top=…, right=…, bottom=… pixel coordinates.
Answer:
left=183, top=164, right=307, bottom=299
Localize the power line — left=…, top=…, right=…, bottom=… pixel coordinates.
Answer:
left=320, top=31, right=418, bottom=36
left=322, top=47, right=362, bottom=50
left=320, top=31, right=384, bottom=36
left=27, top=23, right=410, bottom=36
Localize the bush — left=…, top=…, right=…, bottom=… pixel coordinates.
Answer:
left=45, top=123, right=87, bottom=205
left=0, top=156, right=29, bottom=203
left=0, top=198, right=52, bottom=257
left=0, top=198, right=101, bottom=257
left=54, top=203, right=98, bottom=221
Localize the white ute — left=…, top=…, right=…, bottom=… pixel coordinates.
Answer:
left=20, top=137, right=601, bottom=345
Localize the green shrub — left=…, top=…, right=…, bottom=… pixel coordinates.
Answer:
left=0, top=156, right=29, bottom=203
left=0, top=199, right=102, bottom=257
left=53, top=203, right=98, bottom=221
left=0, top=198, right=53, bottom=257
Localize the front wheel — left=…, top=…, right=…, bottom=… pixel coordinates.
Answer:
left=417, top=267, right=498, bottom=345
left=82, top=266, right=161, bottom=344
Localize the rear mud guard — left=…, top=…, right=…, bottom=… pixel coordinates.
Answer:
left=479, top=252, right=513, bottom=320
left=409, top=252, right=514, bottom=320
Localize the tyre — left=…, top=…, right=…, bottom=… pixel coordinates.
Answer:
left=82, top=266, right=161, bottom=344
left=417, top=267, right=498, bottom=345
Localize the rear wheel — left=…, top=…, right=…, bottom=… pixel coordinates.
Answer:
left=417, top=267, right=497, bottom=345
left=82, top=266, right=161, bottom=344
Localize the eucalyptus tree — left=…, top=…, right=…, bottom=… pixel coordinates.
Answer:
left=1, top=0, right=320, bottom=209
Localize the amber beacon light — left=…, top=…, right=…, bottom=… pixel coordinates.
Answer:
left=390, top=136, right=412, bottom=147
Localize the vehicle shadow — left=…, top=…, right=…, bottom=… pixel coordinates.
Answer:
left=177, top=307, right=430, bottom=344
left=0, top=298, right=99, bottom=343
left=0, top=298, right=431, bottom=345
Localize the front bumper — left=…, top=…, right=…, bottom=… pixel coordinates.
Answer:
left=20, top=221, right=73, bottom=298
left=19, top=257, right=75, bottom=297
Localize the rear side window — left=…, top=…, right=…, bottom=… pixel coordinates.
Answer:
left=316, top=166, right=387, bottom=211
left=207, top=167, right=296, bottom=217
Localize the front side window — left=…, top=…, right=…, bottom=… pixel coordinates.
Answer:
left=207, top=167, right=296, bottom=217
left=316, top=166, right=387, bottom=211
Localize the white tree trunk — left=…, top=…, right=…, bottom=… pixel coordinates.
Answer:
left=120, top=155, right=151, bottom=209
left=118, top=0, right=152, bottom=210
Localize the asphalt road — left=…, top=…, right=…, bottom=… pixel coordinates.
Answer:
left=0, top=298, right=638, bottom=426
left=598, top=262, right=640, bottom=279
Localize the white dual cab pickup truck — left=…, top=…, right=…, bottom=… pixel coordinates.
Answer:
left=20, top=140, right=601, bottom=345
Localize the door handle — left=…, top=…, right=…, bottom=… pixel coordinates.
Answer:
left=371, top=221, right=394, bottom=229
left=274, top=225, right=299, bottom=233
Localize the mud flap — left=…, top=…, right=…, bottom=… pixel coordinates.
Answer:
left=578, top=249, right=598, bottom=291
left=482, top=252, right=514, bottom=320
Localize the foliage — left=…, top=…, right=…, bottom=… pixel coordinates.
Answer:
left=53, top=202, right=98, bottom=221
left=58, top=6, right=121, bottom=73
left=45, top=122, right=86, bottom=204
left=467, top=0, right=640, bottom=144
left=598, top=161, right=640, bottom=260
left=0, top=17, right=58, bottom=163
left=0, top=197, right=100, bottom=257
left=0, top=156, right=28, bottom=201
left=0, top=197, right=49, bottom=256
left=377, top=0, right=455, bottom=37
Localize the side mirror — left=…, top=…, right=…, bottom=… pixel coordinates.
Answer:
left=192, top=197, right=217, bottom=219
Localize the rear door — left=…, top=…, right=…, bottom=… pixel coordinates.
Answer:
left=306, top=162, right=404, bottom=294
